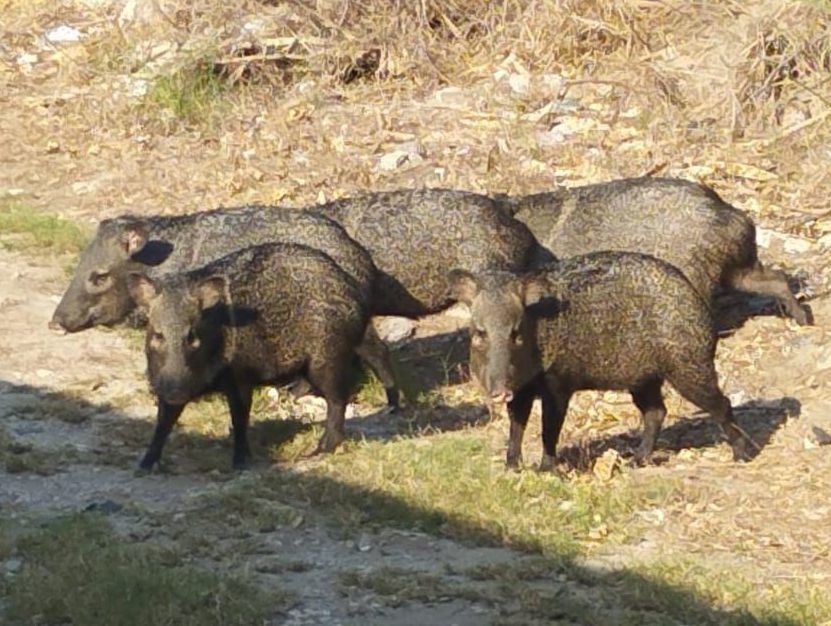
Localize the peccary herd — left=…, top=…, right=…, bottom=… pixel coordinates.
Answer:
left=52, top=177, right=811, bottom=472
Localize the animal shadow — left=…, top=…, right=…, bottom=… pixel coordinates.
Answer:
left=558, top=397, right=800, bottom=471
left=391, top=328, right=471, bottom=400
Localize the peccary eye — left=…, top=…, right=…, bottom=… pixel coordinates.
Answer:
left=186, top=329, right=200, bottom=349
left=87, top=270, right=111, bottom=290
left=472, top=328, right=487, bottom=346
left=149, top=330, right=165, bottom=349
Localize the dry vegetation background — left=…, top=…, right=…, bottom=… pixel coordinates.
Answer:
left=2, top=0, right=831, bottom=624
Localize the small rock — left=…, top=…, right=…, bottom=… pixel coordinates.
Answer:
left=443, top=302, right=471, bottom=321
left=508, top=73, right=530, bottom=95
left=375, top=317, right=416, bottom=343
left=16, top=53, right=38, bottom=66
left=378, top=150, right=423, bottom=171
left=592, top=449, right=620, bottom=481
left=756, top=228, right=813, bottom=254
left=126, top=78, right=149, bottom=98
left=810, top=426, right=831, bottom=446
left=172, top=512, right=186, bottom=522
left=428, top=86, right=472, bottom=107
left=4, top=559, right=22, bottom=574
left=84, top=500, right=123, bottom=515
left=44, top=25, right=82, bottom=44
left=356, top=534, right=372, bottom=552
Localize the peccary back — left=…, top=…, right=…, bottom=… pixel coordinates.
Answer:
left=130, top=243, right=369, bottom=470
left=52, top=206, right=375, bottom=331
left=318, top=188, right=540, bottom=317
left=506, top=177, right=809, bottom=324
left=450, top=251, right=751, bottom=469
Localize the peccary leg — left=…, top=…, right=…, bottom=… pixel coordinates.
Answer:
left=355, top=323, right=401, bottom=409
left=630, top=379, right=667, bottom=464
left=308, top=358, right=351, bottom=454
left=223, top=379, right=254, bottom=470
left=539, top=384, right=570, bottom=472
left=506, top=385, right=535, bottom=468
left=728, top=262, right=810, bottom=325
left=139, top=400, right=186, bottom=470
left=668, top=365, right=753, bottom=462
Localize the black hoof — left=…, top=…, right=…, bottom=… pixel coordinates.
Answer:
left=385, top=388, right=401, bottom=412
left=538, top=454, right=558, bottom=474
left=794, top=305, right=813, bottom=327
left=314, top=430, right=346, bottom=455
left=233, top=457, right=252, bottom=472
left=731, top=440, right=754, bottom=462
left=506, top=451, right=522, bottom=470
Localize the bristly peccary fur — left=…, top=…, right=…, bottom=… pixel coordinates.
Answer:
left=501, top=176, right=810, bottom=325
left=316, top=188, right=542, bottom=317
left=50, top=205, right=400, bottom=407
left=129, top=243, right=370, bottom=470
left=450, top=251, right=755, bottom=472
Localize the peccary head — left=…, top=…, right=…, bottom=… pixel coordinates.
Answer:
left=449, top=269, right=548, bottom=403
left=51, top=219, right=151, bottom=332
left=128, top=272, right=228, bottom=406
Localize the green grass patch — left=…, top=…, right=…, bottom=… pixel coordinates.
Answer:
left=618, top=558, right=831, bottom=626
left=144, top=57, right=227, bottom=126
left=0, top=202, right=89, bottom=255
left=267, top=432, right=677, bottom=554
left=3, top=514, right=276, bottom=626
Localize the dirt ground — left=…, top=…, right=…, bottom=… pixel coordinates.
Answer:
left=2, top=1, right=831, bottom=624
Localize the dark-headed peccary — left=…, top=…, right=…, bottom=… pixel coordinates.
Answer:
left=128, top=243, right=369, bottom=470
left=502, top=177, right=810, bottom=325
left=50, top=206, right=400, bottom=407
left=316, top=188, right=540, bottom=317
left=450, top=251, right=754, bottom=471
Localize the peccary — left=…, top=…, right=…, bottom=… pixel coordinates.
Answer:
left=50, top=206, right=400, bottom=407
left=128, top=243, right=369, bottom=470
left=316, top=188, right=540, bottom=317
left=449, top=251, right=753, bottom=471
left=503, top=177, right=810, bottom=325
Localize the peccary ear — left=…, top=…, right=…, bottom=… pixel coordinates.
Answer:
left=194, top=276, right=227, bottom=310
left=520, top=274, right=549, bottom=307
left=448, top=269, right=480, bottom=305
left=118, top=221, right=150, bottom=257
left=126, top=272, right=159, bottom=309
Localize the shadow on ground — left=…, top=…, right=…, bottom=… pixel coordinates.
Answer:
left=558, top=397, right=800, bottom=471
left=0, top=380, right=808, bottom=625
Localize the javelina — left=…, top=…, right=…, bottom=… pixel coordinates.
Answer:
left=50, top=206, right=400, bottom=407
left=449, top=251, right=753, bottom=471
left=504, top=177, right=809, bottom=325
left=128, top=243, right=369, bottom=470
left=317, top=188, right=540, bottom=317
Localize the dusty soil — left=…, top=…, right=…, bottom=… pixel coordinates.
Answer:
left=2, top=1, right=831, bottom=622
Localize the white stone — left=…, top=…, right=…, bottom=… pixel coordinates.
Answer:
left=45, top=25, right=82, bottom=44
left=375, top=317, right=416, bottom=343
left=508, top=72, right=530, bottom=95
